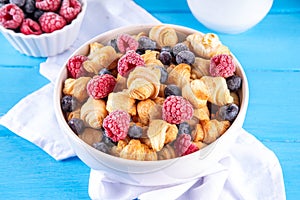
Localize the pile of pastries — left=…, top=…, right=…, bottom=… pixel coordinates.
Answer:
left=60, top=25, right=242, bottom=161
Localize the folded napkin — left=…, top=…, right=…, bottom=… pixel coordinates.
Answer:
left=0, top=0, right=286, bottom=199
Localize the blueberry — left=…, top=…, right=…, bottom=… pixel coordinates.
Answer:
left=226, top=75, right=242, bottom=91
left=136, top=49, right=145, bottom=55
left=23, top=0, right=35, bottom=14
left=176, top=50, right=195, bottom=65
left=161, top=46, right=172, bottom=53
left=68, top=118, right=85, bottom=135
left=93, top=142, right=110, bottom=153
left=61, top=95, right=77, bottom=112
left=156, top=66, right=168, bottom=83
left=164, top=84, right=182, bottom=97
left=159, top=51, right=172, bottom=65
left=33, top=9, right=44, bottom=20
left=107, top=38, right=119, bottom=52
left=99, top=68, right=112, bottom=76
left=177, top=122, right=191, bottom=135
left=172, top=43, right=189, bottom=56
left=138, top=36, right=156, bottom=50
left=10, top=0, right=25, bottom=7
left=128, top=124, right=143, bottom=139
left=217, top=104, right=239, bottom=121
left=102, top=131, right=117, bottom=147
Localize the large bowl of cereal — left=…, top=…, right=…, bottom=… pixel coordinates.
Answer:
left=54, top=24, right=249, bottom=186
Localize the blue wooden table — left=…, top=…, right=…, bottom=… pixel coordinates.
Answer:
left=0, top=0, right=299, bottom=199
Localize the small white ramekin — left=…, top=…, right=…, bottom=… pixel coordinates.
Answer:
left=0, top=0, right=87, bottom=57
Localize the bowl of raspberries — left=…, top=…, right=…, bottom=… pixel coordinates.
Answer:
left=54, top=24, right=249, bottom=185
left=0, top=0, right=86, bottom=57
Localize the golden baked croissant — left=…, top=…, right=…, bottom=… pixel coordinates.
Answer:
left=127, top=67, right=161, bottom=100
left=80, top=97, right=108, bottom=129
left=83, top=44, right=119, bottom=74
left=149, top=25, right=178, bottom=47
left=148, top=104, right=163, bottom=121
left=186, top=33, right=230, bottom=59
left=182, top=79, right=209, bottom=108
left=147, top=119, right=177, bottom=151
left=141, top=50, right=164, bottom=68
left=119, top=139, right=158, bottom=161
left=106, top=91, right=136, bottom=116
left=137, top=99, right=156, bottom=125
left=157, top=144, right=176, bottom=160
left=191, top=57, right=211, bottom=79
left=167, top=63, right=191, bottom=89
left=200, top=76, right=233, bottom=106
left=193, top=106, right=210, bottom=121
left=67, top=108, right=81, bottom=121
left=78, top=128, right=103, bottom=146
left=63, top=76, right=91, bottom=102
left=201, top=119, right=230, bottom=144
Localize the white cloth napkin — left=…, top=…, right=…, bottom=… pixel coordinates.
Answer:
left=0, top=0, right=286, bottom=199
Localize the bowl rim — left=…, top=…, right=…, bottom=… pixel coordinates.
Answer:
left=0, top=0, right=87, bottom=39
left=54, top=23, right=249, bottom=167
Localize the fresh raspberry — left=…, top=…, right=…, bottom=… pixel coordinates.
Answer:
left=117, top=33, right=139, bottom=53
left=210, top=54, right=236, bottom=78
left=20, top=18, right=43, bottom=35
left=59, top=0, right=82, bottom=23
left=66, top=55, right=88, bottom=78
left=182, top=143, right=199, bottom=156
left=103, top=110, right=130, bottom=142
left=117, top=50, right=145, bottom=76
left=162, top=95, right=194, bottom=124
left=0, top=3, right=24, bottom=30
left=87, top=74, right=117, bottom=99
left=35, top=0, right=61, bottom=12
left=39, top=12, right=67, bottom=33
left=173, top=133, right=193, bottom=156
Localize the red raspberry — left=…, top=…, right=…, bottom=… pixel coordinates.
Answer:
left=117, top=33, right=139, bottom=53
left=20, top=18, right=43, bottom=35
left=66, top=55, right=88, bottom=78
left=182, top=143, right=199, bottom=156
left=210, top=54, right=236, bottom=78
left=103, top=110, right=130, bottom=142
left=36, top=0, right=61, bottom=12
left=39, top=12, right=67, bottom=33
left=162, top=96, right=194, bottom=124
left=117, top=50, right=145, bottom=76
left=0, top=4, right=24, bottom=30
left=87, top=74, right=117, bottom=99
left=59, top=0, right=82, bottom=23
left=173, top=133, right=193, bottom=156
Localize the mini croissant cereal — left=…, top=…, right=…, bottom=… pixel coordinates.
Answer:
left=127, top=67, right=161, bottom=100
left=80, top=97, right=107, bottom=129
left=63, top=77, right=91, bottom=102
left=61, top=25, right=243, bottom=161
left=149, top=25, right=178, bottom=47
left=83, top=43, right=119, bottom=74
left=186, top=33, right=230, bottom=59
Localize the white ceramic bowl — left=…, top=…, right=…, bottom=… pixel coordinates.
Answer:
left=0, top=0, right=87, bottom=57
left=54, top=24, right=249, bottom=186
left=187, top=0, right=273, bottom=34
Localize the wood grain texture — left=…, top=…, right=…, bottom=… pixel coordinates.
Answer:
left=0, top=0, right=299, bottom=199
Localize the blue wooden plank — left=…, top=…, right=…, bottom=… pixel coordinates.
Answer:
left=243, top=71, right=300, bottom=141
left=0, top=67, right=49, bottom=116
left=0, top=35, right=46, bottom=67
left=0, top=129, right=90, bottom=199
